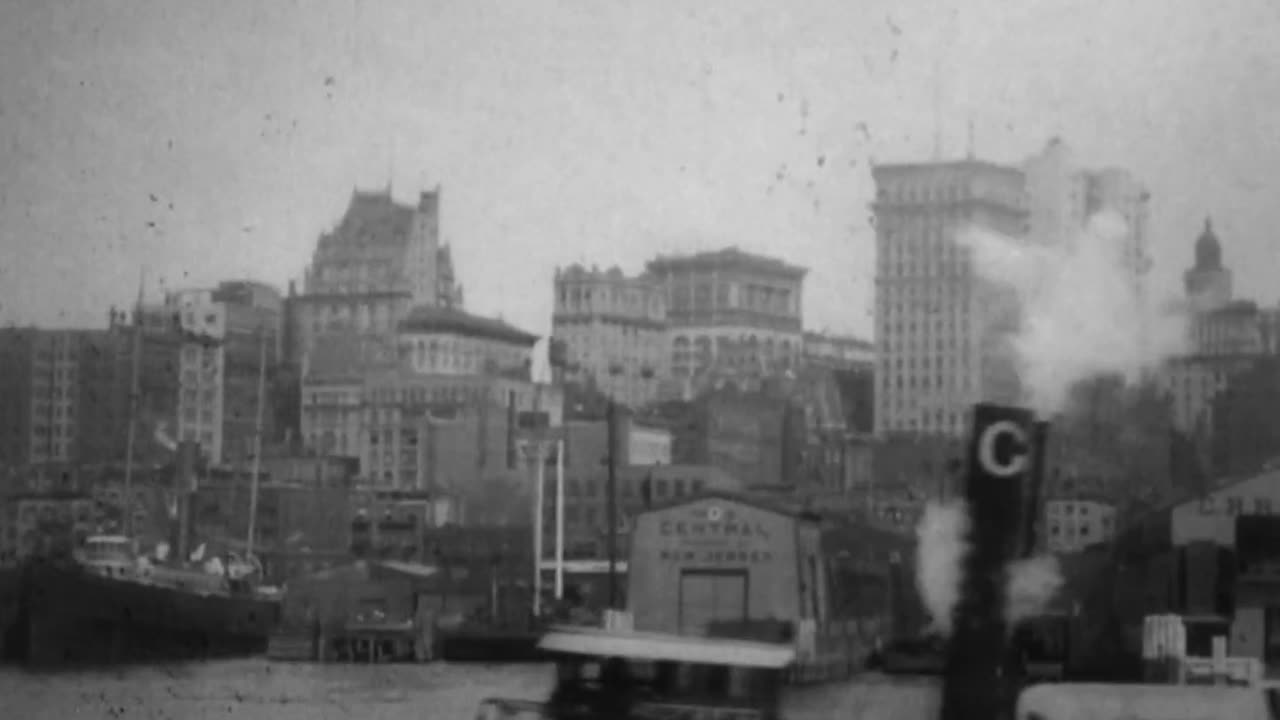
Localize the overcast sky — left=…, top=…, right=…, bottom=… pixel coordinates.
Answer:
left=2, top=0, right=1277, bottom=341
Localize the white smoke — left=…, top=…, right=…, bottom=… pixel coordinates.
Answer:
left=1004, top=554, right=1065, bottom=630
left=915, top=501, right=970, bottom=638
left=917, top=501, right=1066, bottom=639
left=956, top=211, right=1188, bottom=416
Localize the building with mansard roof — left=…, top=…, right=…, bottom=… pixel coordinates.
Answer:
left=284, top=187, right=464, bottom=369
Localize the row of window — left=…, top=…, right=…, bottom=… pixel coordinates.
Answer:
left=668, top=282, right=798, bottom=316
left=556, top=285, right=664, bottom=316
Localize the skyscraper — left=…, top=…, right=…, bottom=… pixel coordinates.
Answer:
left=871, top=159, right=1028, bottom=437
left=1023, top=138, right=1152, bottom=287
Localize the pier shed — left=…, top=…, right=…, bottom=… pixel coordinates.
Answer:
left=626, top=492, right=823, bottom=638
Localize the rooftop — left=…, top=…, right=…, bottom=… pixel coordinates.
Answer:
left=645, top=246, right=807, bottom=279
left=870, top=157, right=1024, bottom=178
left=803, top=330, right=875, bottom=350
left=539, top=625, right=796, bottom=668
left=398, top=305, right=539, bottom=346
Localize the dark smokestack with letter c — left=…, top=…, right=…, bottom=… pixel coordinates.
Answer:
left=939, top=403, right=1050, bottom=720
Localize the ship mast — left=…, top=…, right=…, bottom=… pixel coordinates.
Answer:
left=122, top=270, right=145, bottom=538
left=244, top=323, right=269, bottom=561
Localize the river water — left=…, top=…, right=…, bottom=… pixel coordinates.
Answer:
left=0, top=661, right=941, bottom=720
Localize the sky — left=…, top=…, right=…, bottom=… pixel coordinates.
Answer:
left=2, top=0, right=1278, bottom=343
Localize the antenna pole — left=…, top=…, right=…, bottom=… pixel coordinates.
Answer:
left=931, top=59, right=943, bottom=160
left=245, top=324, right=269, bottom=560
left=123, top=269, right=145, bottom=538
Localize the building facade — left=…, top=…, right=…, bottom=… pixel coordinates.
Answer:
left=538, top=463, right=742, bottom=563
left=162, top=282, right=283, bottom=467
left=396, top=305, right=537, bottom=379
left=1023, top=138, right=1152, bottom=289
left=802, top=331, right=875, bottom=369
left=871, top=159, right=1029, bottom=436
left=552, top=265, right=667, bottom=409
left=1043, top=497, right=1117, bottom=553
left=1161, top=220, right=1280, bottom=475
left=1210, top=356, right=1280, bottom=478
left=627, top=424, right=673, bottom=467
left=299, top=302, right=546, bottom=491
left=0, top=319, right=180, bottom=472
left=168, top=289, right=227, bottom=463
left=645, top=248, right=806, bottom=395
left=0, top=492, right=98, bottom=563
left=285, top=188, right=462, bottom=368
left=301, top=370, right=556, bottom=490
left=214, top=281, right=283, bottom=466
left=0, top=329, right=116, bottom=468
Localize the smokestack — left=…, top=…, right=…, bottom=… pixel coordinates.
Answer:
left=1019, top=421, right=1051, bottom=557
left=940, top=403, right=1037, bottom=720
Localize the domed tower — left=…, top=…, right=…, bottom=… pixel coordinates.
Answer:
left=1183, top=217, right=1233, bottom=312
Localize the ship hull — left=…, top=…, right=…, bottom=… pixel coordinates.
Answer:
left=0, top=566, right=23, bottom=661
left=16, top=561, right=280, bottom=667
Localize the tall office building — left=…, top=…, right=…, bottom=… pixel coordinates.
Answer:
left=871, top=159, right=1028, bottom=436
left=1023, top=138, right=1152, bottom=286
left=163, top=281, right=283, bottom=466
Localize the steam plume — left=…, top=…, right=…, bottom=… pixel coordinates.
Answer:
left=916, top=503, right=1065, bottom=639
left=1004, top=554, right=1065, bottom=630
left=956, top=211, right=1188, bottom=415
left=915, top=501, right=970, bottom=638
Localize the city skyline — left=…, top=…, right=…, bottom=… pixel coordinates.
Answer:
left=2, top=0, right=1278, bottom=344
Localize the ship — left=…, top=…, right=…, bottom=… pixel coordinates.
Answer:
left=7, top=277, right=282, bottom=667
left=14, top=537, right=280, bottom=666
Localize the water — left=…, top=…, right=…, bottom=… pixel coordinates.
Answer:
left=0, top=661, right=942, bottom=720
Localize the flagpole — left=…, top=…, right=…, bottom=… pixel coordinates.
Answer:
left=554, top=437, right=565, bottom=600
left=605, top=400, right=618, bottom=609
left=532, top=441, right=545, bottom=618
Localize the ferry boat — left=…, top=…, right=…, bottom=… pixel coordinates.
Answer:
left=13, top=535, right=279, bottom=666
left=474, top=622, right=796, bottom=720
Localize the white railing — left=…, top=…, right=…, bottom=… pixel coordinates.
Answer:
left=1143, top=614, right=1264, bottom=687
left=1182, top=655, right=1264, bottom=687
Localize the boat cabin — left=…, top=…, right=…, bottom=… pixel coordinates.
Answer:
left=475, top=625, right=796, bottom=720
left=76, top=535, right=137, bottom=579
